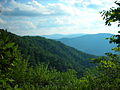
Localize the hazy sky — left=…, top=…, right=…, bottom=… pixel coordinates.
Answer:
left=0, top=0, right=119, bottom=35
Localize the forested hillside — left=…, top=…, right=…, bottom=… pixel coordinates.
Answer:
left=2, top=29, right=95, bottom=74
left=1, top=1, right=120, bottom=89
left=1, top=29, right=120, bottom=90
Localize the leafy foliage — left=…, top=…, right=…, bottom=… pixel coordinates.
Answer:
left=0, top=29, right=21, bottom=89
left=100, top=1, right=120, bottom=52
left=85, top=53, right=120, bottom=89
left=81, top=1, right=120, bottom=89
left=100, top=1, right=120, bottom=27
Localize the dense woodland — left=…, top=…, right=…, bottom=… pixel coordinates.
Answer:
left=6, top=30, right=95, bottom=74
left=0, top=1, right=120, bottom=90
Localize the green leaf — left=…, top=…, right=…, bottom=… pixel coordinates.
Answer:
left=5, top=43, right=15, bottom=48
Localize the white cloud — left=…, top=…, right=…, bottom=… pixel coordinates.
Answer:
left=60, top=0, right=116, bottom=9
left=0, top=18, right=6, bottom=24
left=0, top=20, right=36, bottom=32
left=2, top=0, right=75, bottom=17
left=0, top=0, right=119, bottom=35
left=1, top=0, right=53, bottom=16
left=60, top=0, right=83, bottom=5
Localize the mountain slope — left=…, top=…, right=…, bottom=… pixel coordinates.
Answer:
left=3, top=30, right=96, bottom=74
left=58, top=33, right=116, bottom=56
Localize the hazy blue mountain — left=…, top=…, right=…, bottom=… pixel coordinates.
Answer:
left=58, top=33, right=116, bottom=56
left=41, top=34, right=86, bottom=39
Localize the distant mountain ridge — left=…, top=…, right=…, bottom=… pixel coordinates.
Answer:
left=41, top=33, right=86, bottom=39
left=58, top=33, right=116, bottom=56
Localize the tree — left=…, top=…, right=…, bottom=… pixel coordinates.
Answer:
left=83, top=1, right=120, bottom=89
left=0, top=29, right=26, bottom=89
left=100, top=1, right=120, bottom=51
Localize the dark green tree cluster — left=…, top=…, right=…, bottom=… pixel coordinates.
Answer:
left=0, top=30, right=22, bottom=89
left=82, top=53, right=120, bottom=89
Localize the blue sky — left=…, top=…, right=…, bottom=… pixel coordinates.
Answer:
left=0, top=0, right=119, bottom=35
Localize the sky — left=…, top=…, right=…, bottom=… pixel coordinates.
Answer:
left=0, top=0, right=119, bottom=35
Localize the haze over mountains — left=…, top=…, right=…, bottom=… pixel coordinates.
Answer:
left=41, top=34, right=86, bottom=39
left=57, top=33, right=116, bottom=56
left=41, top=33, right=116, bottom=56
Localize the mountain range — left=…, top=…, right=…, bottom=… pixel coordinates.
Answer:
left=57, top=33, right=116, bottom=56
left=41, top=34, right=86, bottom=39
